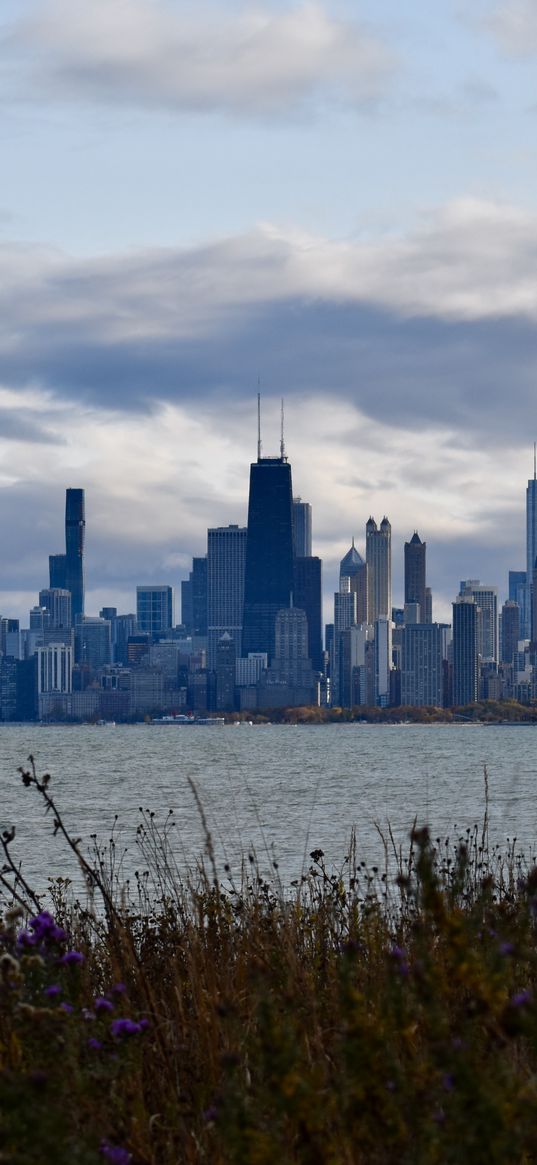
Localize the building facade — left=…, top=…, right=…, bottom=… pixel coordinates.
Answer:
left=242, top=455, right=294, bottom=662
left=366, top=517, right=391, bottom=623
left=207, top=525, right=246, bottom=669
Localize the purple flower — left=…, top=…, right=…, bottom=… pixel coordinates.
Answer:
left=100, top=1142, right=131, bottom=1164
left=389, top=944, right=409, bottom=977
left=59, top=1001, right=73, bottom=1014
left=60, top=950, right=84, bottom=966
left=17, top=931, right=37, bottom=948
left=110, top=1018, right=143, bottom=1038
left=95, top=997, right=114, bottom=1013
left=112, top=982, right=126, bottom=995
left=29, top=912, right=67, bottom=945
left=511, top=989, right=532, bottom=1008
left=500, top=942, right=514, bottom=957
left=43, top=984, right=61, bottom=999
left=88, top=1038, right=103, bottom=1052
left=202, top=1105, right=219, bottom=1123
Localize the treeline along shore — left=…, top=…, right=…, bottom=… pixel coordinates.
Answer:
left=3, top=758, right=537, bottom=1162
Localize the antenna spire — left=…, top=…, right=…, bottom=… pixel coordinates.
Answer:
left=280, top=397, right=285, bottom=459
left=257, top=389, right=262, bottom=461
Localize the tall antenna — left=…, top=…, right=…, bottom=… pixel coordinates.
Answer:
left=280, top=397, right=285, bottom=459
left=257, top=390, right=262, bottom=461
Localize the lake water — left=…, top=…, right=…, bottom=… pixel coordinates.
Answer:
left=0, top=722, right=536, bottom=898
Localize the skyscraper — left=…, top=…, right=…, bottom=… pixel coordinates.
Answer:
left=453, top=596, right=479, bottom=705
left=340, top=541, right=368, bottom=624
left=401, top=623, right=443, bottom=707
left=404, top=532, right=426, bottom=621
left=207, top=525, right=246, bottom=669
left=292, top=556, right=321, bottom=673
left=136, top=586, right=174, bottom=636
left=49, top=488, right=85, bottom=624
left=65, top=488, right=85, bottom=625
left=242, top=416, right=294, bottom=662
left=292, top=498, right=312, bottom=557
left=459, top=580, right=498, bottom=663
left=501, top=600, right=520, bottom=665
left=366, top=517, right=391, bottom=623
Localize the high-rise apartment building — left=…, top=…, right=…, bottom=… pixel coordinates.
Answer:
left=453, top=596, right=479, bottom=705
left=292, top=498, right=312, bottom=558
left=242, top=450, right=294, bottom=663
left=181, top=556, right=208, bottom=636
left=136, top=586, right=174, bottom=637
left=401, top=624, right=443, bottom=707
left=293, top=556, right=323, bottom=672
left=39, top=588, right=72, bottom=630
left=366, top=517, right=391, bottom=623
left=501, top=600, right=520, bottom=665
left=459, top=580, right=498, bottom=663
left=207, top=525, right=246, bottom=669
left=75, top=617, right=112, bottom=670
left=404, top=532, right=426, bottom=622
left=340, top=542, right=368, bottom=624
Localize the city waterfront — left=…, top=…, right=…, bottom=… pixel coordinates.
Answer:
left=1, top=723, right=537, bottom=896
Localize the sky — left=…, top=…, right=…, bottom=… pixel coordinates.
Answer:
left=1, top=0, right=537, bottom=625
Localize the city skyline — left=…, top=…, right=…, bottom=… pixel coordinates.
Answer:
left=1, top=1, right=537, bottom=625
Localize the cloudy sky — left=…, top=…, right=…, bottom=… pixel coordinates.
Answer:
left=1, top=0, right=537, bottom=625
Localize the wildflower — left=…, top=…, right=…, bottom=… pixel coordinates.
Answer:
left=60, top=950, right=84, bottom=966
left=43, top=984, right=61, bottom=999
left=499, top=941, right=515, bottom=957
left=112, top=982, right=126, bottom=995
left=202, top=1105, right=219, bottom=1124
left=110, top=1018, right=143, bottom=1038
left=95, top=997, right=114, bottom=1013
left=511, top=989, right=532, bottom=1008
left=82, top=1008, right=96, bottom=1021
left=100, top=1142, right=131, bottom=1164
left=389, top=945, right=409, bottom=977
left=88, top=1038, right=103, bottom=1052
left=59, top=1002, right=73, bottom=1014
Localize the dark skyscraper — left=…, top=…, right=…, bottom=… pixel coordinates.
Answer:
left=242, top=414, right=294, bottom=662
left=49, top=489, right=85, bottom=624
left=294, top=556, right=323, bottom=672
left=64, top=488, right=85, bottom=624
left=404, top=532, right=426, bottom=621
left=452, top=596, right=479, bottom=705
left=292, top=498, right=312, bottom=558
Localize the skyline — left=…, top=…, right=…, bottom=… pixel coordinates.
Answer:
left=1, top=1, right=537, bottom=622
left=0, top=423, right=534, bottom=629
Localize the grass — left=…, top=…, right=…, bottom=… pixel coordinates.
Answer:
left=2, top=760, right=537, bottom=1161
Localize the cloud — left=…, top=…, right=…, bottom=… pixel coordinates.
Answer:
left=487, top=0, right=537, bottom=55
left=4, top=0, right=393, bottom=116
left=0, top=199, right=537, bottom=442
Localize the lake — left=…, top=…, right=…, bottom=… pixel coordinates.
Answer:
left=0, top=722, right=536, bottom=898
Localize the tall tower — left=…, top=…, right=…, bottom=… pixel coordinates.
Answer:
left=242, top=402, right=294, bottom=662
left=404, top=532, right=426, bottom=621
left=340, top=541, right=368, bottom=624
left=366, top=517, right=391, bottom=623
left=292, top=498, right=312, bottom=558
left=207, top=525, right=247, bottom=669
left=452, top=596, right=479, bottom=705
left=64, top=488, right=85, bottom=625
left=526, top=447, right=537, bottom=638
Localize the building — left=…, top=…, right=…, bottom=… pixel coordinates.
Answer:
left=331, top=583, right=356, bottom=705
left=242, top=449, right=294, bottom=662
left=404, top=532, right=427, bottom=622
left=259, top=607, right=318, bottom=708
left=401, top=623, right=444, bottom=707
left=64, top=489, right=85, bottom=624
left=526, top=455, right=537, bottom=638
left=207, top=525, right=246, bottom=669
left=136, top=586, right=174, bottom=637
left=0, top=656, right=17, bottom=720
left=339, top=542, right=368, bottom=624
left=292, top=498, right=312, bottom=557
left=75, top=617, right=112, bottom=670
left=39, top=588, right=72, bottom=630
left=459, top=581, right=498, bottom=663
left=181, top=556, right=208, bottom=636
left=452, top=596, right=479, bottom=705
left=293, top=556, right=323, bottom=672
left=374, top=617, right=392, bottom=706
left=501, top=600, right=520, bottom=665
left=366, top=517, right=391, bottom=623
left=215, top=631, right=236, bottom=711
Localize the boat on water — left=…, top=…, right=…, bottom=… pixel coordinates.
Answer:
left=151, top=714, right=225, bottom=726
